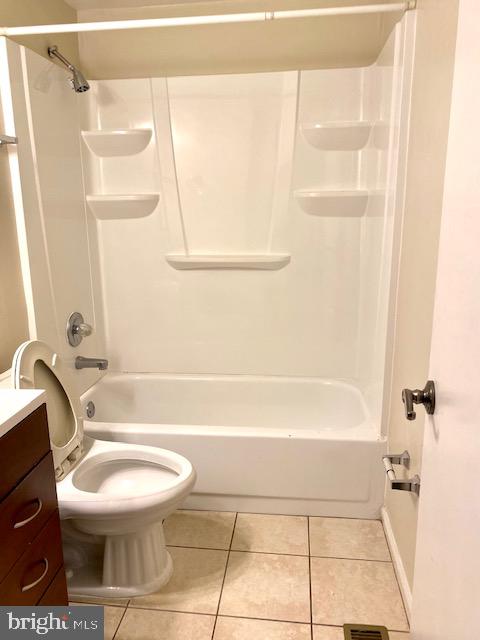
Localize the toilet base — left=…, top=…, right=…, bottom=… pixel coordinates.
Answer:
left=64, top=521, right=174, bottom=598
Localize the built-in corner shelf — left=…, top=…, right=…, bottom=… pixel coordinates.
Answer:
left=300, top=121, right=372, bottom=151
left=165, top=254, right=291, bottom=270
left=294, top=189, right=369, bottom=217
left=82, top=129, right=152, bottom=157
left=86, top=194, right=159, bottom=220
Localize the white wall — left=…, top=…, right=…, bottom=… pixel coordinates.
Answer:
left=82, top=72, right=358, bottom=377
left=82, top=72, right=361, bottom=377
left=164, top=72, right=296, bottom=255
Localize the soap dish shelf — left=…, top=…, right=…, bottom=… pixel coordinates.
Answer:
left=82, top=129, right=152, bottom=157
left=294, top=188, right=369, bottom=217
left=86, top=194, right=159, bottom=219
left=300, top=121, right=372, bottom=151
left=165, top=254, right=291, bottom=270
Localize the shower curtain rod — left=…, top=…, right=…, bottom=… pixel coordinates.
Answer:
left=0, top=2, right=415, bottom=37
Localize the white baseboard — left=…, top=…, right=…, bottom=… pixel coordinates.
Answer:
left=381, top=506, right=412, bottom=621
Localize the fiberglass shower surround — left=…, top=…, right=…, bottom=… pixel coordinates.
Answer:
left=0, top=7, right=414, bottom=516
left=79, top=64, right=396, bottom=396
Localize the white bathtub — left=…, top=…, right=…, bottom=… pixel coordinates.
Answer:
left=83, top=374, right=386, bottom=517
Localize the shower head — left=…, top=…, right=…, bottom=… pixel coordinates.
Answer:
left=48, top=45, right=90, bottom=93
left=71, top=67, right=90, bottom=93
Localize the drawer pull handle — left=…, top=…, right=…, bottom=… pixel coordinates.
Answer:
left=21, top=558, right=49, bottom=592
left=14, top=498, right=43, bottom=529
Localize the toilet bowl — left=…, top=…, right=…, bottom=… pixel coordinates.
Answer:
left=12, top=340, right=196, bottom=598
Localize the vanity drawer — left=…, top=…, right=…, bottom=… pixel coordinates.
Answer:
left=37, top=568, right=68, bottom=606
left=0, top=453, right=58, bottom=582
left=0, top=511, right=64, bottom=605
left=0, top=404, right=50, bottom=500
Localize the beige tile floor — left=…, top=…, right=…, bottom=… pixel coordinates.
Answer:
left=71, top=510, right=410, bottom=640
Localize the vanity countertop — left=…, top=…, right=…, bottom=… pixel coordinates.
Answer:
left=0, top=389, right=46, bottom=439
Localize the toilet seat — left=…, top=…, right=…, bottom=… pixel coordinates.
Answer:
left=12, top=341, right=84, bottom=479
left=57, top=437, right=194, bottom=519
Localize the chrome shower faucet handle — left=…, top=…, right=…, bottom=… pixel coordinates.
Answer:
left=66, top=311, right=93, bottom=347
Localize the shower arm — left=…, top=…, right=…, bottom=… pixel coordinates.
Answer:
left=48, top=46, right=75, bottom=72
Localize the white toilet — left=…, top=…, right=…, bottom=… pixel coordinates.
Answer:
left=12, top=340, right=196, bottom=598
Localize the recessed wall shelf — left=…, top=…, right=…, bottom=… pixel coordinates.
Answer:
left=294, top=188, right=369, bottom=217
left=300, top=121, right=372, bottom=151
left=82, top=129, right=152, bottom=157
left=86, top=194, right=159, bottom=220
left=165, top=254, right=291, bottom=270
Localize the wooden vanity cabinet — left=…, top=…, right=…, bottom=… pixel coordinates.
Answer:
left=0, top=404, right=68, bottom=605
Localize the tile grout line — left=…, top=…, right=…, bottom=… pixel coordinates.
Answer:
left=126, top=605, right=215, bottom=617
left=70, top=600, right=129, bottom=609
left=179, top=509, right=384, bottom=523
left=210, top=512, right=238, bottom=640
left=219, top=613, right=312, bottom=626
left=111, top=603, right=129, bottom=640
left=116, top=604, right=409, bottom=633
left=307, top=516, right=313, bottom=640
left=166, top=543, right=392, bottom=563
